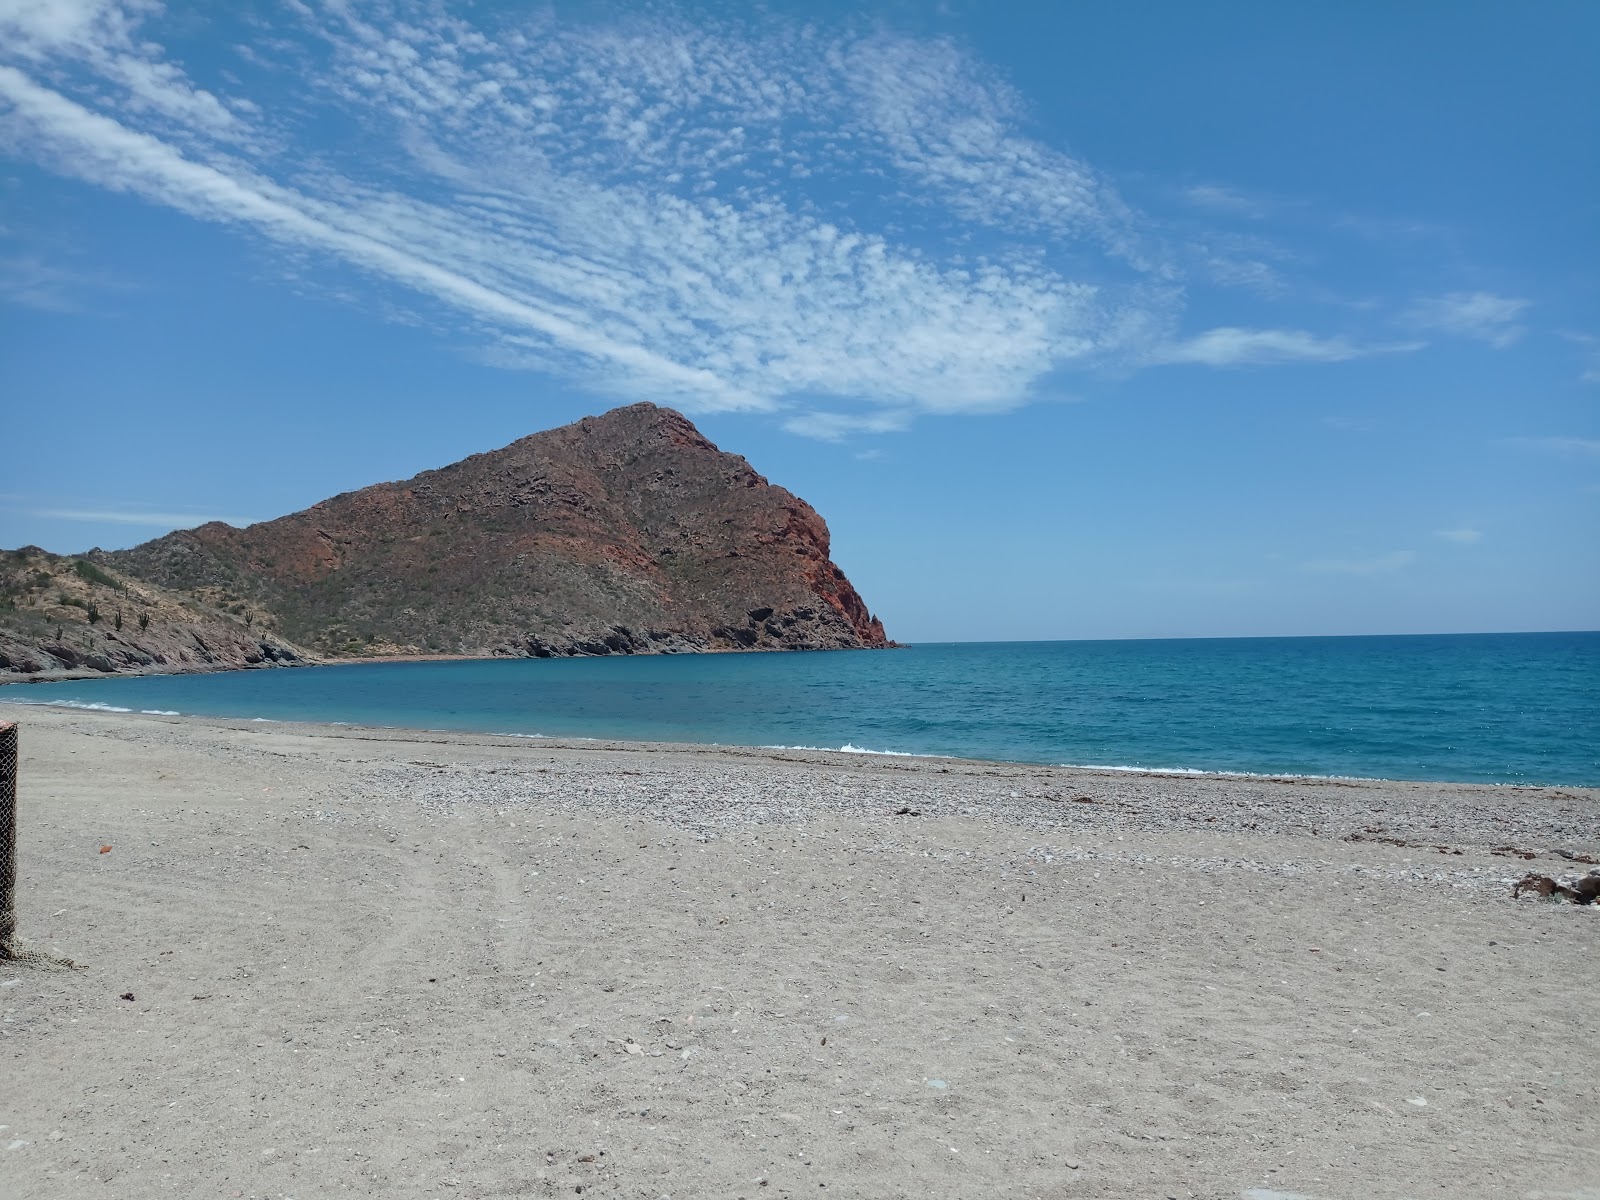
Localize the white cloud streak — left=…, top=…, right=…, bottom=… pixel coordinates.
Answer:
left=1434, top=528, right=1481, bottom=544
left=781, top=410, right=913, bottom=442
left=1559, top=331, right=1600, bottom=384
left=0, top=64, right=755, bottom=409
left=0, top=253, right=91, bottom=310
left=0, top=0, right=255, bottom=143
left=1182, top=184, right=1266, bottom=218
left=1404, top=291, right=1529, bottom=348
left=0, top=1, right=1413, bottom=434
left=30, top=507, right=256, bottom=527
left=1153, top=327, right=1419, bottom=367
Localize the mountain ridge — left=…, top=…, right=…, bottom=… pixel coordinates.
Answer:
left=1, top=403, right=891, bottom=678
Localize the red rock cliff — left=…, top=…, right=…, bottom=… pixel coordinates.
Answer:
left=103, top=404, right=892, bottom=659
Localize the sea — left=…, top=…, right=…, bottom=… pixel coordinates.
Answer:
left=6, top=632, right=1597, bottom=786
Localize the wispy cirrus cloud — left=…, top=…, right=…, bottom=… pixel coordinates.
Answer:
left=0, top=63, right=775, bottom=411
left=1435, top=528, right=1482, bottom=545
left=781, top=410, right=914, bottom=442
left=1183, top=230, right=1298, bottom=297
left=1559, top=331, right=1600, bottom=384
left=28, top=506, right=256, bottom=527
left=1, top=2, right=1173, bottom=424
left=0, top=253, right=96, bottom=311
left=1303, top=550, right=1417, bottom=576
left=1181, top=183, right=1267, bottom=219
left=1404, top=291, right=1529, bottom=348
left=1153, top=327, right=1419, bottom=368
left=0, top=0, right=257, bottom=145
left=0, top=2, right=1432, bottom=436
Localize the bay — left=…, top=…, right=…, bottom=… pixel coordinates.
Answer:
left=7, top=631, right=1597, bottom=785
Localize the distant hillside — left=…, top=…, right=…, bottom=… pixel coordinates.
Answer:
left=43, top=403, right=889, bottom=670
left=0, top=548, right=312, bottom=679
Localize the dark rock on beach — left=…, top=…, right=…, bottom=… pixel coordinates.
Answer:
left=1511, top=871, right=1600, bottom=903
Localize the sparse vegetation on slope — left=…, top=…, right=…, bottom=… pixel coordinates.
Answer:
left=0, top=547, right=312, bottom=678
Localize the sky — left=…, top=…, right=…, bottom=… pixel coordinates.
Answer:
left=1, top=0, right=1596, bottom=642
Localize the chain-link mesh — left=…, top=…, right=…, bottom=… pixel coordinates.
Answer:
left=0, top=722, right=81, bottom=969
left=0, top=721, right=14, bottom=955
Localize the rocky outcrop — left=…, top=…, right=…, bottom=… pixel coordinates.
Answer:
left=80, top=403, right=890, bottom=664
left=1511, top=871, right=1600, bottom=904
left=0, top=547, right=314, bottom=679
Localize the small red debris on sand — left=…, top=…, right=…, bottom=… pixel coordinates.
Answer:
left=98, top=845, right=112, bottom=854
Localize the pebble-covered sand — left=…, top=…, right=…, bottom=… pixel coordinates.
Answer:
left=2, top=702, right=1597, bottom=1199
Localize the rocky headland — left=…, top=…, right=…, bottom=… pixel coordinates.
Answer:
left=1, top=404, right=891, bottom=679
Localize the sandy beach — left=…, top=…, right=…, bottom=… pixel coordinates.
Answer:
left=1, top=702, right=1596, bottom=1200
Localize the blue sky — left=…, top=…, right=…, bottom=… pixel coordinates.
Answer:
left=1, top=0, right=1596, bottom=641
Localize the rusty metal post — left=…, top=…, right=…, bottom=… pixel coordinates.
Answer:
left=0, top=720, right=16, bottom=958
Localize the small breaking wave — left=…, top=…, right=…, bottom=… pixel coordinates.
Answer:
left=1064, top=761, right=1372, bottom=781
left=1068, top=762, right=1210, bottom=775
left=12, top=698, right=134, bottom=713
left=763, top=742, right=930, bottom=758
left=840, top=742, right=921, bottom=757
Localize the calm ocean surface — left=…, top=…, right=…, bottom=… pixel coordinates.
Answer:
left=7, top=633, right=1597, bottom=785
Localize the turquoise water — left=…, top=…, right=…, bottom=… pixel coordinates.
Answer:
left=6, top=633, right=1597, bottom=785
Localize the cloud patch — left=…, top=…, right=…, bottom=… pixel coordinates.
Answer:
left=1154, top=327, right=1417, bottom=368
left=1559, top=331, right=1600, bottom=384
left=781, top=410, right=915, bottom=442
left=1405, top=292, right=1529, bottom=348
left=28, top=506, right=258, bottom=527
left=0, top=253, right=93, bottom=311
left=0, top=3, right=1177, bottom=426
left=0, top=2, right=1436, bottom=436
left=1181, top=183, right=1266, bottom=219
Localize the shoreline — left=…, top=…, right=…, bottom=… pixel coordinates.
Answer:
left=6, top=698, right=1595, bottom=792
left=3, top=698, right=1598, bottom=832
left=3, top=691, right=1595, bottom=792
left=5, top=633, right=1594, bottom=790
left=0, top=641, right=908, bottom=688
